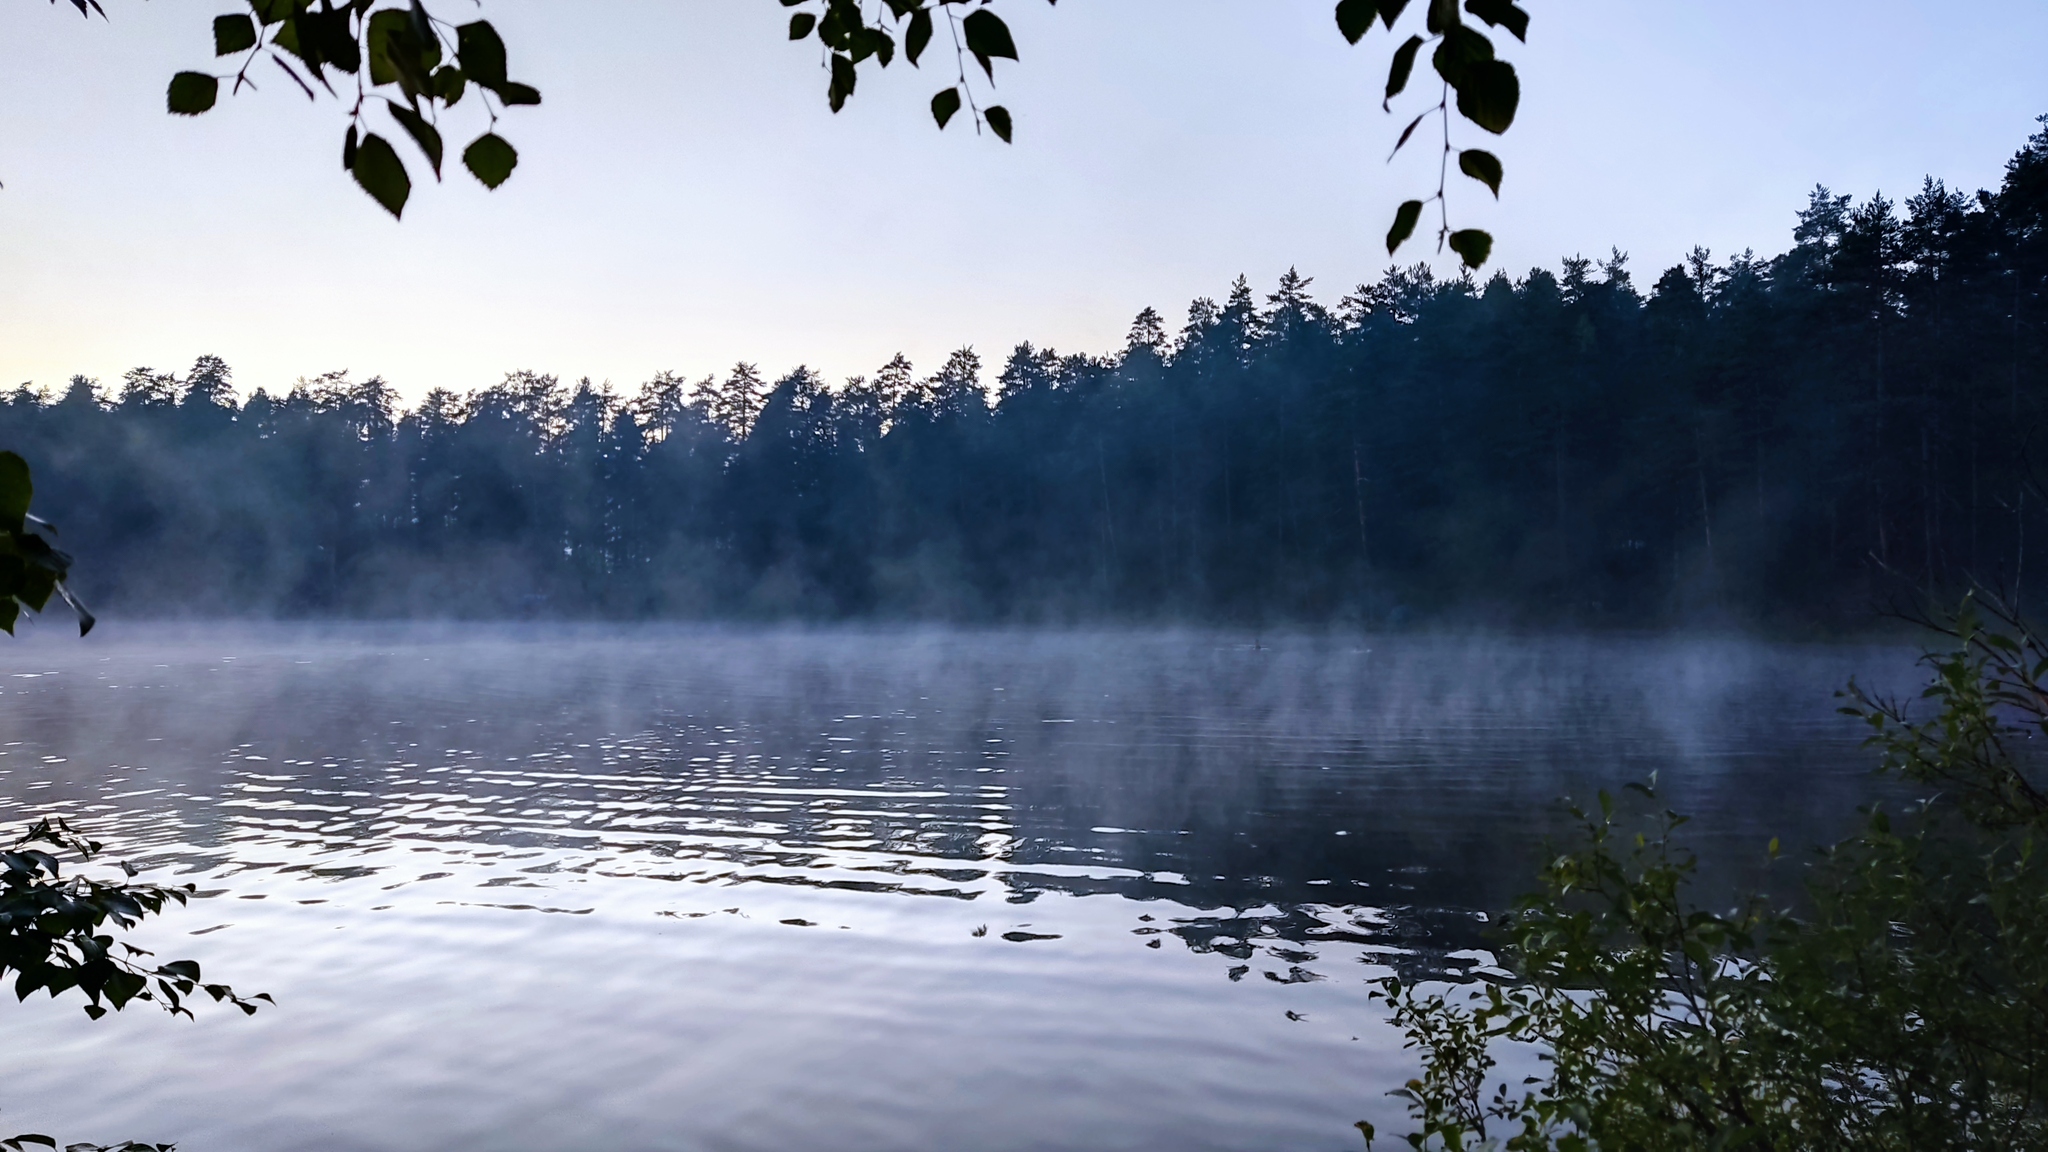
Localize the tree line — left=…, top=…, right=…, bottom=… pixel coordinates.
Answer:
left=5, top=122, right=2045, bottom=627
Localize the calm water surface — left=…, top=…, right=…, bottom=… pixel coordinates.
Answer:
left=0, top=625, right=1913, bottom=1150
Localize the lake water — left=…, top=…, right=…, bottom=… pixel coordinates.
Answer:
left=0, top=625, right=1916, bottom=1151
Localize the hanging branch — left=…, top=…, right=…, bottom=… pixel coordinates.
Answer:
left=165, top=1, right=541, bottom=219
left=1339, top=0, right=1525, bottom=269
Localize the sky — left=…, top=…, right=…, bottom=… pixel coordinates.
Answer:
left=2, top=0, right=2046, bottom=405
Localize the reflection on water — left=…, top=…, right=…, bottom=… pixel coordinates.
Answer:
left=0, top=626, right=1908, bottom=1151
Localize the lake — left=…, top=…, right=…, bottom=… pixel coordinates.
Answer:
left=0, top=625, right=1915, bottom=1151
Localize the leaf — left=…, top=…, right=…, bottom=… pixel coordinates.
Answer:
left=0, top=451, right=31, bottom=530
left=828, top=53, right=856, bottom=112
left=271, top=7, right=354, bottom=87
left=17, top=566, right=54, bottom=613
left=1464, top=0, right=1528, bottom=41
left=1335, top=0, right=1375, bottom=44
left=432, top=65, right=466, bottom=106
left=495, top=82, right=541, bottom=107
left=1454, top=58, right=1518, bottom=133
left=961, top=8, right=1017, bottom=81
left=1448, top=228, right=1493, bottom=267
left=789, top=12, right=816, bottom=39
left=350, top=132, right=410, bottom=218
left=166, top=72, right=218, bottom=116
left=906, top=7, right=933, bottom=64
left=462, top=133, right=517, bottom=189
left=1384, top=35, right=1423, bottom=108
left=365, top=9, right=414, bottom=87
left=388, top=105, right=444, bottom=179
left=269, top=16, right=302, bottom=64
left=866, top=26, right=895, bottom=67
left=407, top=0, right=436, bottom=50
left=213, top=13, right=257, bottom=56
left=811, top=0, right=851, bottom=49
left=1374, top=0, right=1412, bottom=29
left=1458, top=147, right=1502, bottom=195
left=342, top=123, right=358, bottom=170
left=985, top=104, right=1012, bottom=143
left=1386, top=199, right=1423, bottom=254
left=815, top=0, right=858, bottom=50
left=1430, top=23, right=1493, bottom=88
left=269, top=53, right=316, bottom=100
left=456, top=21, right=508, bottom=87
left=1390, top=111, right=1426, bottom=156
left=931, top=86, right=961, bottom=129
left=313, top=5, right=364, bottom=75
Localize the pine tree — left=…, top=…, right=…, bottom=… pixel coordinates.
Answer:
left=708, top=362, right=767, bottom=438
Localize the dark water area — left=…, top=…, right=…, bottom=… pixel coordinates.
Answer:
left=0, top=625, right=1918, bottom=1150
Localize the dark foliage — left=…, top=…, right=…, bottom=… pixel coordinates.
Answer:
left=1, top=818, right=268, bottom=1021
left=0, top=471, right=241, bottom=1152
left=155, top=0, right=543, bottom=218
left=3, top=1136, right=172, bottom=1152
left=122, top=0, right=1527, bottom=247
left=1367, top=590, right=2048, bottom=1149
left=0, top=451, right=91, bottom=635
left=5, top=122, right=2047, bottom=628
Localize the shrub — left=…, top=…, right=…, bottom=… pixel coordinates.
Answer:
left=1368, top=595, right=2048, bottom=1150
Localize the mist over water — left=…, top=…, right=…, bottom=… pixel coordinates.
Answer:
left=0, top=625, right=1912, bottom=1150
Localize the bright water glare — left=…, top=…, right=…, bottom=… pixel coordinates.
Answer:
left=0, top=626, right=1912, bottom=1151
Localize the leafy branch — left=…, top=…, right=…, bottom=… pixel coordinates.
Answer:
left=60, top=0, right=1528, bottom=252
left=1370, top=595, right=2048, bottom=1149
left=1847, top=587, right=2048, bottom=828
left=162, top=1, right=541, bottom=218
left=1338, top=0, right=1526, bottom=269
left=2, top=818, right=270, bottom=1020
left=0, top=452, right=92, bottom=637
left=781, top=0, right=1043, bottom=142
left=0, top=453, right=249, bottom=1152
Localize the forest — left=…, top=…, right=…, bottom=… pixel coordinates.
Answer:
left=6, top=123, right=2045, bottom=628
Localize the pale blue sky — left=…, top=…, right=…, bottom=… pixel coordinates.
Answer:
left=3, top=1, right=2045, bottom=402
